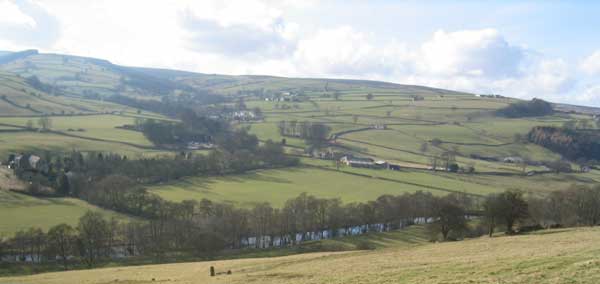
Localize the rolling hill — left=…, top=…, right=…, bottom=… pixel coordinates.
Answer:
left=0, top=50, right=470, bottom=100
left=0, top=70, right=121, bottom=116
left=0, top=50, right=181, bottom=100
left=1, top=49, right=600, bottom=237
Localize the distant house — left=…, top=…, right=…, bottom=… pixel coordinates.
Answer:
left=374, top=160, right=389, bottom=169
left=478, top=94, right=506, bottom=99
left=411, top=95, right=425, bottom=101
left=470, top=154, right=499, bottom=162
left=370, top=124, right=387, bottom=130
left=388, top=164, right=401, bottom=171
left=503, top=157, right=524, bottom=164
left=10, top=154, right=49, bottom=173
left=340, top=156, right=375, bottom=168
left=187, top=142, right=214, bottom=150
left=232, top=110, right=256, bottom=121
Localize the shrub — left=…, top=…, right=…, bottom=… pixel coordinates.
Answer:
left=355, top=240, right=376, bottom=250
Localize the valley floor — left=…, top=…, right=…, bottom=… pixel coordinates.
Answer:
left=2, top=227, right=600, bottom=284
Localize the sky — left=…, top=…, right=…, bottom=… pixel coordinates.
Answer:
left=1, top=0, right=600, bottom=106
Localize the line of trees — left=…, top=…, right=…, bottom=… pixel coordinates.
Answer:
left=482, top=185, right=600, bottom=237
left=24, top=75, right=56, bottom=94
left=137, top=113, right=229, bottom=146
left=3, top=185, right=600, bottom=270
left=0, top=191, right=471, bottom=268
left=106, top=95, right=224, bottom=118
left=527, top=185, right=600, bottom=228
left=136, top=108, right=231, bottom=147
left=528, top=126, right=600, bottom=162
left=496, top=98, right=554, bottom=118
left=277, top=120, right=331, bottom=147
left=14, top=136, right=297, bottom=198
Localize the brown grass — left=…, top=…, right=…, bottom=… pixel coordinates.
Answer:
left=2, top=228, right=600, bottom=284
left=0, top=166, right=25, bottom=191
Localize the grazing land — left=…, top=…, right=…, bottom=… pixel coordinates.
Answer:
left=1, top=51, right=599, bottom=236
left=2, top=227, right=599, bottom=284
left=150, top=167, right=446, bottom=206
left=148, top=165, right=508, bottom=206
left=1, top=51, right=600, bottom=268
left=0, top=168, right=133, bottom=236
left=0, top=189, right=133, bottom=237
left=0, top=114, right=153, bottom=145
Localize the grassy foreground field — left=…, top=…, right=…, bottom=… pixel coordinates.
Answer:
left=3, top=227, right=599, bottom=284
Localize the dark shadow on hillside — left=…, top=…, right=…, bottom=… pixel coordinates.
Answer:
left=170, top=167, right=306, bottom=191
left=537, top=174, right=596, bottom=184
left=40, top=197, right=81, bottom=206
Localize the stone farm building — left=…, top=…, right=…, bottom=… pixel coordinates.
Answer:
left=9, top=154, right=49, bottom=173
left=340, top=156, right=389, bottom=169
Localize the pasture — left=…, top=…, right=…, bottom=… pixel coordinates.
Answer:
left=149, top=167, right=436, bottom=207
left=0, top=189, right=133, bottom=236
left=1, top=66, right=598, bottom=234
left=149, top=163, right=514, bottom=207
left=245, top=91, right=585, bottom=176
left=0, top=113, right=178, bottom=158
left=0, top=114, right=153, bottom=146
left=0, top=131, right=160, bottom=158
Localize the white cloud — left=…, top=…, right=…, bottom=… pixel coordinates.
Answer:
left=51, top=1, right=186, bottom=68
left=581, top=50, right=600, bottom=75
left=0, top=0, right=35, bottom=26
left=180, top=14, right=293, bottom=58
left=578, top=85, right=600, bottom=103
left=529, top=59, right=575, bottom=94
left=418, top=29, right=525, bottom=78
left=416, top=33, right=577, bottom=99
left=489, top=58, right=575, bottom=99
left=291, top=26, right=412, bottom=77
left=289, top=27, right=575, bottom=100
left=179, top=0, right=299, bottom=59
left=0, top=0, right=60, bottom=48
left=184, top=0, right=283, bottom=30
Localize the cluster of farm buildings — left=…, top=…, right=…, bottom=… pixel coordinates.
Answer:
left=6, top=154, right=48, bottom=173
left=339, top=155, right=402, bottom=170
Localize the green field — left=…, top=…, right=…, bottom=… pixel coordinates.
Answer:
left=0, top=131, right=163, bottom=158
left=150, top=159, right=600, bottom=207
left=0, top=190, right=133, bottom=236
left=149, top=167, right=438, bottom=207
left=0, top=114, right=153, bottom=146
left=0, top=70, right=139, bottom=116
left=3, top=227, right=600, bottom=284
left=1, top=51, right=599, bottom=236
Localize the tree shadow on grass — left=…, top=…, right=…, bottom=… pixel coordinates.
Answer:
left=40, top=197, right=81, bottom=207
left=213, top=167, right=307, bottom=185
left=526, top=228, right=574, bottom=236
left=172, top=167, right=305, bottom=192
left=538, top=173, right=596, bottom=184
left=219, top=171, right=294, bottom=185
